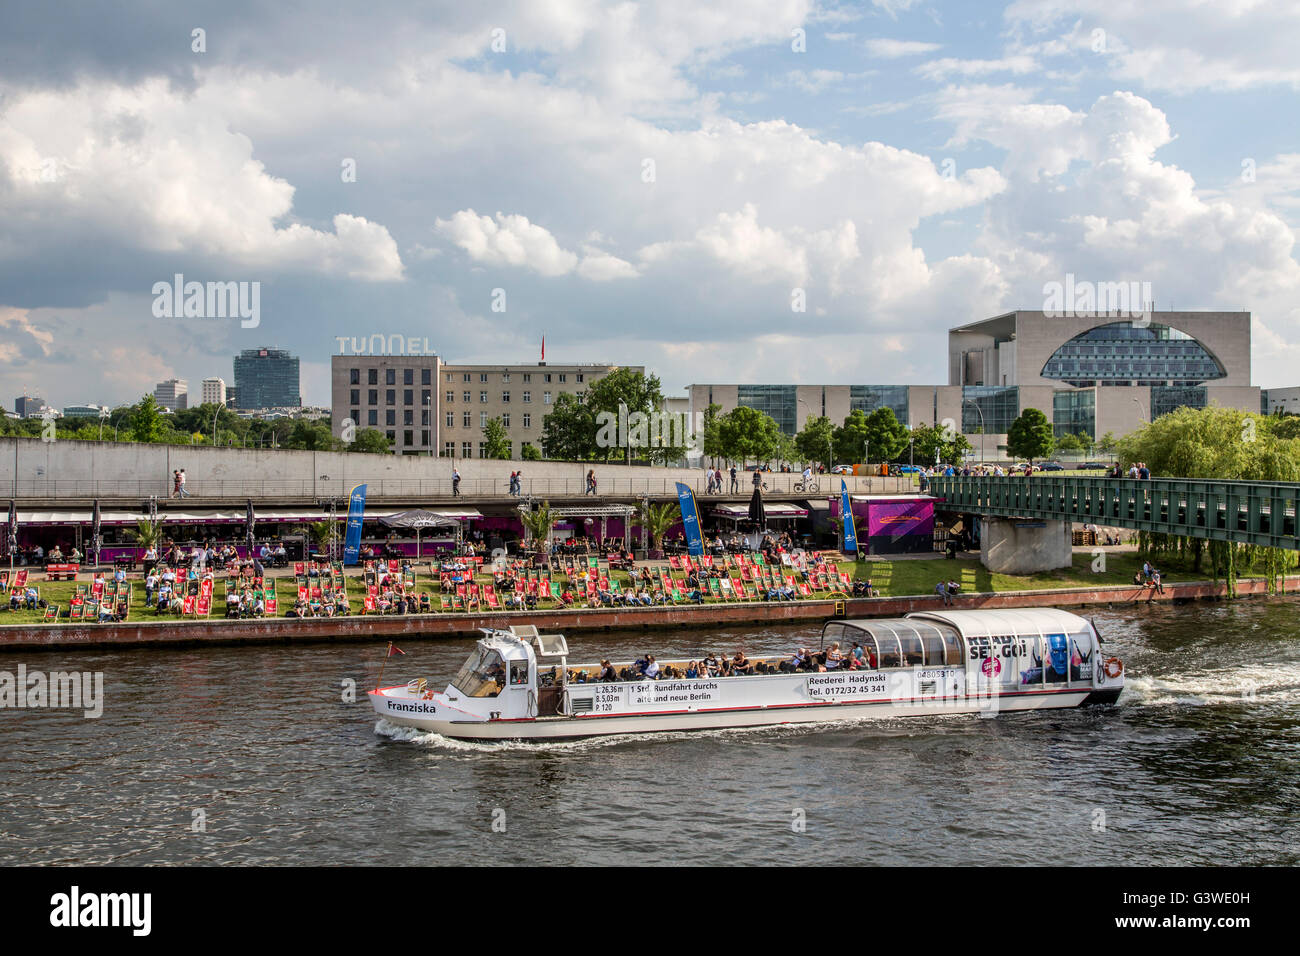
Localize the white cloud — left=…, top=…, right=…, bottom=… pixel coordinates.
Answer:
left=915, top=55, right=1039, bottom=82
left=435, top=210, right=579, bottom=277
left=864, top=38, right=942, bottom=58
left=0, top=78, right=404, bottom=282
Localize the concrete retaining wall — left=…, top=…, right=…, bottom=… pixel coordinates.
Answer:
left=980, top=517, right=1073, bottom=573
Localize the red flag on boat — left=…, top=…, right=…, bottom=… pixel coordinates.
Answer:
left=387, top=643, right=406, bottom=658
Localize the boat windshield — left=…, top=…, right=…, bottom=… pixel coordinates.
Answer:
left=452, top=645, right=506, bottom=698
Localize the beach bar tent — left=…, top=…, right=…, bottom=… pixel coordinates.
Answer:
left=378, top=510, right=462, bottom=558
left=829, top=494, right=936, bottom=555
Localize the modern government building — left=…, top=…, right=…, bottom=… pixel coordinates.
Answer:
left=331, top=310, right=1277, bottom=460
left=689, top=310, right=1267, bottom=458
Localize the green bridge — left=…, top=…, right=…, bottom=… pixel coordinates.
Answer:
left=927, top=476, right=1300, bottom=552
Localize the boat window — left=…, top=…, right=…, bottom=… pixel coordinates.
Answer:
left=855, top=633, right=880, bottom=669
left=870, top=626, right=904, bottom=669
left=451, top=645, right=506, bottom=698
left=942, top=631, right=964, bottom=666
left=823, top=622, right=848, bottom=647
left=918, top=625, right=947, bottom=667
left=509, top=660, right=530, bottom=687
left=899, top=629, right=925, bottom=666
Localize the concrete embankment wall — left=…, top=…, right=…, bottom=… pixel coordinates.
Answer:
left=0, top=437, right=909, bottom=500
left=2, top=577, right=1293, bottom=652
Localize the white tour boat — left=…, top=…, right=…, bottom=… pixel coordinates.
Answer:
left=370, top=608, right=1125, bottom=741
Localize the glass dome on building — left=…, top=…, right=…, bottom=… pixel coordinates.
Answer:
left=1040, top=322, right=1227, bottom=387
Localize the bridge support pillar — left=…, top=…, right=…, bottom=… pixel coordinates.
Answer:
left=979, top=517, right=1072, bottom=574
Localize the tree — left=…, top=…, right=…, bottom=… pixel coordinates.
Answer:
left=584, top=368, right=686, bottom=465
left=540, top=393, right=597, bottom=460
left=129, top=519, right=162, bottom=550
left=832, top=409, right=871, bottom=464
left=1097, top=431, right=1118, bottom=456
left=482, top=417, right=511, bottom=459
left=1006, top=408, right=1054, bottom=463
left=862, top=407, right=909, bottom=463
left=714, top=406, right=780, bottom=466
left=519, top=501, right=557, bottom=550
left=307, top=521, right=335, bottom=554
left=700, top=403, right=724, bottom=464
left=1055, top=432, right=1083, bottom=453
left=128, top=394, right=166, bottom=443
left=639, top=501, right=679, bottom=553
left=283, top=420, right=341, bottom=451
left=795, top=415, right=835, bottom=470
left=349, top=429, right=392, bottom=454
left=521, top=442, right=541, bottom=461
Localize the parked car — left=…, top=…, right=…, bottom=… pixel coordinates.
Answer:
left=895, top=465, right=923, bottom=474
left=1080, top=461, right=1113, bottom=470
left=830, top=464, right=852, bottom=474
left=1037, top=461, right=1065, bottom=471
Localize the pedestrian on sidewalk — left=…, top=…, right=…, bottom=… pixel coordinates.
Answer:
left=178, top=469, right=191, bottom=497
left=452, top=468, right=461, bottom=497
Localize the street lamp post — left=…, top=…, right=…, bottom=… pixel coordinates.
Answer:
left=98, top=407, right=109, bottom=441
left=1132, top=398, right=1146, bottom=423
left=211, top=401, right=224, bottom=446
left=963, top=398, right=985, bottom=466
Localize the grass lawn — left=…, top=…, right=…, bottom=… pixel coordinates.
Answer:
left=0, top=547, right=1217, bottom=628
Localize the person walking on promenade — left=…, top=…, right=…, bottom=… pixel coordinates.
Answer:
left=586, top=470, right=597, bottom=495
left=730, top=466, right=738, bottom=493
left=452, top=468, right=461, bottom=497
left=171, top=470, right=181, bottom=498
left=178, top=469, right=191, bottom=497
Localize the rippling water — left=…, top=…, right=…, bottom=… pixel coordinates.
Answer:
left=3, top=597, right=1299, bottom=865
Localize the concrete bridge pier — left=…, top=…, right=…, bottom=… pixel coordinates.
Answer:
left=979, top=517, right=1073, bottom=574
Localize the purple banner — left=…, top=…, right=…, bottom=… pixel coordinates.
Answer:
left=867, top=500, right=934, bottom=537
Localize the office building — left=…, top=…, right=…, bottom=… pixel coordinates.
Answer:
left=233, top=348, right=300, bottom=409
left=202, top=377, right=227, bottom=406
left=154, top=379, right=188, bottom=411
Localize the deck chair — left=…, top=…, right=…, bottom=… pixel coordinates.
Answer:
left=43, top=604, right=59, bottom=621
left=70, top=602, right=85, bottom=621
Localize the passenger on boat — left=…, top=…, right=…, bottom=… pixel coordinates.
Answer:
left=598, top=660, right=617, bottom=682
left=732, top=651, right=754, bottom=675
left=685, top=662, right=700, bottom=678
left=644, top=656, right=661, bottom=679
left=824, top=643, right=843, bottom=669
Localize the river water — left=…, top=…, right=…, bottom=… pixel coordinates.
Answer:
left=2, top=597, right=1298, bottom=866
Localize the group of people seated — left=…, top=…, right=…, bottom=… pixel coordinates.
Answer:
left=564, top=640, right=880, bottom=684
left=225, top=587, right=268, bottom=618
left=286, top=594, right=351, bottom=617
left=7, top=586, right=40, bottom=611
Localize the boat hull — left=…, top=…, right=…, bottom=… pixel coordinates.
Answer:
left=372, top=686, right=1101, bottom=741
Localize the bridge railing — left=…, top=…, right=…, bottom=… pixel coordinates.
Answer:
left=10, top=473, right=908, bottom=501
left=928, top=475, right=1300, bottom=550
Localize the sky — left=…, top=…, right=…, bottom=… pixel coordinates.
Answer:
left=2, top=0, right=1299, bottom=409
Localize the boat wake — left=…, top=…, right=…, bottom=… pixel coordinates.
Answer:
left=373, top=711, right=980, bottom=754
left=1122, top=660, right=1300, bottom=708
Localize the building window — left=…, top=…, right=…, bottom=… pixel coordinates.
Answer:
left=559, top=374, right=567, bottom=383
left=522, top=413, right=531, bottom=428
left=480, top=412, right=488, bottom=428
left=386, top=389, right=395, bottom=405
left=350, top=408, right=359, bottom=425
left=462, top=411, right=471, bottom=427
left=544, top=391, right=552, bottom=404
left=386, top=430, right=395, bottom=442
left=738, top=384, right=798, bottom=435
left=368, top=410, right=378, bottom=426
left=576, top=373, right=584, bottom=383
left=350, top=369, right=360, bottom=385
left=421, top=410, right=430, bottom=427
left=502, top=373, right=511, bottom=383
left=849, top=386, right=910, bottom=432
left=403, top=410, right=413, bottom=426
left=479, top=391, right=487, bottom=403
left=421, top=369, right=431, bottom=385
left=403, top=430, right=413, bottom=445
left=462, top=441, right=473, bottom=458
left=368, top=369, right=378, bottom=385
left=575, top=392, right=585, bottom=404
left=421, top=389, right=431, bottom=405
left=386, top=369, right=396, bottom=385
left=349, top=389, right=360, bottom=405
left=545, top=374, right=552, bottom=383
left=523, top=373, right=531, bottom=383
left=962, top=386, right=1020, bottom=434
left=386, top=410, right=396, bottom=426
left=1052, top=389, right=1096, bottom=439
left=446, top=412, right=454, bottom=428
left=403, top=389, right=413, bottom=405
left=479, top=373, right=488, bottom=383
left=478, top=442, right=488, bottom=458
left=502, top=391, right=510, bottom=403
left=463, top=391, right=471, bottom=403
left=446, top=390, right=454, bottom=403
left=501, top=413, right=510, bottom=427
left=522, top=391, right=531, bottom=403
left=444, top=442, right=455, bottom=457
left=463, top=373, right=471, bottom=383
left=368, top=389, right=378, bottom=405
left=446, top=373, right=453, bottom=382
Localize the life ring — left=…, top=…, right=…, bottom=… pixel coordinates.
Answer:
left=1104, top=658, right=1123, bottom=680
left=422, top=689, right=435, bottom=700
